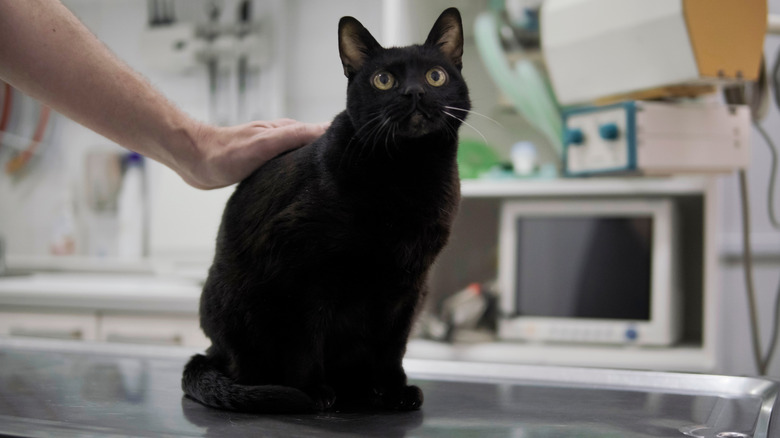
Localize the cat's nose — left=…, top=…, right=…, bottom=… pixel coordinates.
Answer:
left=402, top=83, right=425, bottom=99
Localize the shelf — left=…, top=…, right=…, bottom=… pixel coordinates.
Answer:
left=460, top=176, right=711, bottom=198
left=406, top=339, right=716, bottom=373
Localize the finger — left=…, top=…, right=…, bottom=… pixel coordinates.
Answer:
left=280, top=121, right=329, bottom=144
left=267, top=118, right=298, bottom=128
left=246, top=118, right=295, bottom=129
left=258, top=122, right=325, bottom=157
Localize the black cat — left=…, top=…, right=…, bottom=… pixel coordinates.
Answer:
left=182, top=8, right=470, bottom=413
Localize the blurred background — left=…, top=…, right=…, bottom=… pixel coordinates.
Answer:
left=0, top=0, right=779, bottom=380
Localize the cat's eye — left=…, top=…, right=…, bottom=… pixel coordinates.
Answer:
left=372, top=71, right=395, bottom=91
left=425, top=67, right=447, bottom=87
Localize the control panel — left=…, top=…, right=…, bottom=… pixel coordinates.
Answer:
left=564, top=102, right=636, bottom=175
left=500, top=318, right=643, bottom=345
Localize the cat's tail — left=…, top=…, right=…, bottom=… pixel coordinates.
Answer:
left=181, top=353, right=315, bottom=413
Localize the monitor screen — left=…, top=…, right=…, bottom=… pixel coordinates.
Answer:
left=514, top=216, right=653, bottom=321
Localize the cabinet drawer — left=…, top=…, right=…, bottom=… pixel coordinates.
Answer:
left=0, top=311, right=98, bottom=341
left=99, top=314, right=209, bottom=348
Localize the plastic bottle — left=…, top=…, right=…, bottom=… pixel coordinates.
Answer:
left=116, top=153, right=145, bottom=259
left=510, top=141, right=538, bottom=176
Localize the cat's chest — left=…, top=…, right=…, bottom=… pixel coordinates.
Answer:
left=343, top=202, right=452, bottom=274
left=299, top=166, right=458, bottom=273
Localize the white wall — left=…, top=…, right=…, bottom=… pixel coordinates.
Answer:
left=0, top=0, right=382, bottom=262
left=283, top=0, right=382, bottom=122
left=67, top=0, right=225, bottom=261
left=0, top=0, right=217, bottom=260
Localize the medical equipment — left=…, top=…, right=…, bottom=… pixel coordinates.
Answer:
left=541, top=0, right=767, bottom=106
left=498, top=198, right=680, bottom=346
left=563, top=101, right=752, bottom=176
left=474, top=10, right=563, bottom=158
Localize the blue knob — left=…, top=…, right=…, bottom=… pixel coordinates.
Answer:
left=599, top=123, right=620, bottom=140
left=565, top=128, right=584, bottom=145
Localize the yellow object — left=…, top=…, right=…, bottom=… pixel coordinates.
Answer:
left=683, top=0, right=766, bottom=82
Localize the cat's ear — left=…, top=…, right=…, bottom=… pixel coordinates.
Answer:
left=338, top=16, right=381, bottom=78
left=424, top=8, right=464, bottom=70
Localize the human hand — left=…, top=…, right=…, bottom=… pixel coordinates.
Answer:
left=179, top=119, right=329, bottom=190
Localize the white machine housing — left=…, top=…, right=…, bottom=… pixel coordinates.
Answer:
left=541, top=0, right=767, bottom=106
left=564, top=101, right=751, bottom=176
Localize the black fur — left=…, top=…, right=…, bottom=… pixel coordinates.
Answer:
left=182, top=8, right=470, bottom=413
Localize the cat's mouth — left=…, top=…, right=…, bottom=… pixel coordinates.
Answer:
left=401, top=109, right=437, bottom=138
left=409, top=112, right=426, bottom=128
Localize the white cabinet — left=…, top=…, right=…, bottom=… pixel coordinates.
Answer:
left=0, top=272, right=208, bottom=347
left=98, top=314, right=208, bottom=348
left=0, top=311, right=98, bottom=341
left=0, top=311, right=209, bottom=347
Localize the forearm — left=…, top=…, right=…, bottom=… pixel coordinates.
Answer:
left=0, top=0, right=204, bottom=174
left=0, top=0, right=328, bottom=189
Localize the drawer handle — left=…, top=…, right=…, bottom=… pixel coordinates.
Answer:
left=9, top=327, right=84, bottom=340
left=105, top=333, right=183, bottom=346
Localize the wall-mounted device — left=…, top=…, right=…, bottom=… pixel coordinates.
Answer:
left=498, top=198, right=680, bottom=346
left=140, top=1, right=271, bottom=125
left=541, top=0, right=767, bottom=106
left=563, top=101, right=751, bottom=176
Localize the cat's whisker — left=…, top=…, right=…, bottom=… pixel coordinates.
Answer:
left=384, top=121, right=397, bottom=159
left=443, top=111, right=488, bottom=145
left=370, top=119, right=387, bottom=151
left=441, top=119, right=459, bottom=141
left=354, top=113, right=383, bottom=135
left=365, top=117, right=389, bottom=159
left=352, top=114, right=384, bottom=143
left=444, top=106, right=503, bottom=128
left=384, top=129, right=394, bottom=158
left=345, top=113, right=385, bottom=167
left=391, top=121, right=398, bottom=150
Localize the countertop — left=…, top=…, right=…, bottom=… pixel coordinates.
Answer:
left=0, top=337, right=778, bottom=438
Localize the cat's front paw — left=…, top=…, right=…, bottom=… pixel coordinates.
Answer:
left=380, top=385, right=423, bottom=411
left=307, top=385, right=337, bottom=411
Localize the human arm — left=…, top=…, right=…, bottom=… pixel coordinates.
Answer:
left=0, top=0, right=327, bottom=189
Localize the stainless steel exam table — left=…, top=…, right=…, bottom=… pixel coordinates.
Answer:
left=0, top=338, right=777, bottom=438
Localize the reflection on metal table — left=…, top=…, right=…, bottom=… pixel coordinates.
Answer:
left=0, top=337, right=777, bottom=438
